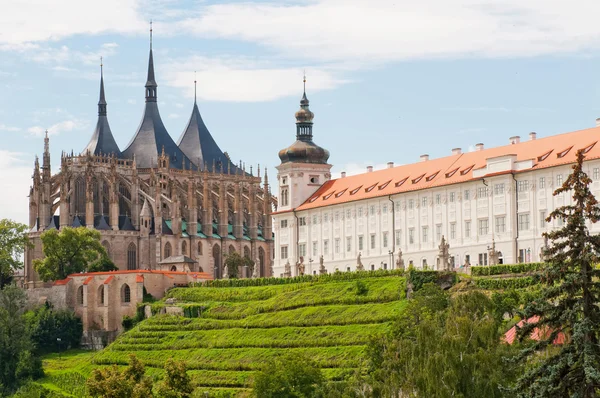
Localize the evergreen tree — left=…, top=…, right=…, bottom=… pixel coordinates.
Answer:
left=515, top=149, right=600, bottom=397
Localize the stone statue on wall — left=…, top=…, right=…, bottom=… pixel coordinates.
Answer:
left=223, top=263, right=229, bottom=279
left=438, top=235, right=451, bottom=271
left=252, top=257, right=260, bottom=278
left=319, top=255, right=327, bottom=274
left=296, top=256, right=306, bottom=276
left=284, top=261, right=292, bottom=278
left=396, top=249, right=405, bottom=272
left=356, top=252, right=365, bottom=271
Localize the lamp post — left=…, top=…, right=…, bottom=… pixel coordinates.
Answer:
left=57, top=337, right=62, bottom=359
left=388, top=250, right=393, bottom=270
left=308, top=258, right=314, bottom=275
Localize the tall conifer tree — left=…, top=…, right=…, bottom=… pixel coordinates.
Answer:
left=515, top=150, right=600, bottom=397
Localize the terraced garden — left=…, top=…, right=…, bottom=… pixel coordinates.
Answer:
left=34, top=272, right=407, bottom=397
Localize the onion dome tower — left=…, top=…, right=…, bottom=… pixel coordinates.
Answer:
left=82, top=60, right=121, bottom=156
left=276, top=75, right=331, bottom=211
left=278, top=77, right=330, bottom=165
left=122, top=23, right=193, bottom=169
left=177, top=78, right=237, bottom=172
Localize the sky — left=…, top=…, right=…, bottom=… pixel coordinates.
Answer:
left=2, top=0, right=600, bottom=224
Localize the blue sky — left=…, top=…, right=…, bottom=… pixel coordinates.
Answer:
left=2, top=0, right=600, bottom=223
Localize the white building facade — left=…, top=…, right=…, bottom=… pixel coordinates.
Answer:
left=274, top=92, right=600, bottom=276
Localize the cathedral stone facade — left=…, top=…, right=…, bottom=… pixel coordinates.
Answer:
left=24, top=40, right=274, bottom=287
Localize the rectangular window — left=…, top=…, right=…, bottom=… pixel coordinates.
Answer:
left=358, top=236, right=364, bottom=251
left=495, top=216, right=506, bottom=233
left=478, top=219, right=489, bottom=236
left=312, top=241, right=318, bottom=256
left=540, top=211, right=547, bottom=228
left=312, top=215, right=318, bottom=224
left=409, top=228, right=415, bottom=244
left=517, top=180, right=529, bottom=192
left=539, top=177, right=545, bottom=189
left=464, top=190, right=470, bottom=200
left=298, top=217, right=307, bottom=226
left=494, top=183, right=505, bottom=195
left=395, top=230, right=401, bottom=246
left=422, top=226, right=428, bottom=243
left=436, top=224, right=442, bottom=242
left=382, top=204, right=388, bottom=214
left=298, top=243, right=306, bottom=258
left=556, top=174, right=563, bottom=186
left=346, top=209, right=351, bottom=219
left=323, top=240, right=329, bottom=255
left=465, top=221, right=471, bottom=237
left=594, top=168, right=599, bottom=181
left=358, top=207, right=363, bottom=217
left=370, top=234, right=376, bottom=249
left=335, top=238, right=340, bottom=254
left=280, top=246, right=288, bottom=260
left=478, top=253, right=488, bottom=266
left=449, top=192, right=455, bottom=203
left=518, top=213, right=530, bottom=231
left=557, top=217, right=564, bottom=227
left=395, top=202, right=401, bottom=212
left=369, top=206, right=376, bottom=215
left=346, top=237, right=352, bottom=252
left=450, top=223, right=456, bottom=239
left=435, top=194, right=441, bottom=205
left=383, top=232, right=388, bottom=248
left=324, top=213, right=329, bottom=223
left=477, top=187, right=488, bottom=198
left=280, top=219, right=288, bottom=228
left=422, top=197, right=427, bottom=207
left=408, top=199, right=414, bottom=210
left=335, top=212, right=340, bottom=221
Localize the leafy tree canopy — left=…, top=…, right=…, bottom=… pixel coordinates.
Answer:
left=252, top=354, right=325, bottom=398
left=87, top=354, right=153, bottom=398
left=24, top=303, right=82, bottom=354
left=33, top=227, right=112, bottom=281
left=0, top=219, right=30, bottom=289
left=514, top=150, right=600, bottom=397
left=223, top=252, right=254, bottom=279
left=153, top=358, right=194, bottom=398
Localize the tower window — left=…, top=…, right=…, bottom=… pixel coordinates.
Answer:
left=310, top=176, right=319, bottom=184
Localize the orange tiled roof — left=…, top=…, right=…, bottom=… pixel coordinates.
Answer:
left=289, top=127, right=600, bottom=212
left=504, top=316, right=566, bottom=345
left=82, top=276, right=93, bottom=285
left=68, top=269, right=213, bottom=280
left=53, top=277, right=72, bottom=286
left=136, top=274, right=144, bottom=283
left=103, top=275, right=114, bottom=284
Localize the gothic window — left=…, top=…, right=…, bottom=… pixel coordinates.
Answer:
left=244, top=246, right=251, bottom=259
left=182, top=241, right=188, bottom=256
left=127, top=243, right=137, bottom=270
left=171, top=266, right=177, bottom=272
left=118, top=184, right=132, bottom=216
left=198, top=241, right=203, bottom=256
left=74, top=177, right=86, bottom=215
left=228, top=245, right=236, bottom=255
left=121, top=284, right=131, bottom=303
left=77, top=286, right=84, bottom=306
left=98, top=285, right=105, bottom=306
left=281, top=188, right=289, bottom=207
left=92, top=178, right=100, bottom=215
left=164, top=242, right=172, bottom=259
left=102, top=241, right=111, bottom=259
left=102, top=182, right=109, bottom=216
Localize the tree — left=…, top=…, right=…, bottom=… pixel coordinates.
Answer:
left=514, top=150, right=600, bottom=397
left=223, top=252, right=242, bottom=279
left=0, top=219, right=30, bottom=289
left=87, top=354, right=153, bottom=398
left=367, top=284, right=519, bottom=397
left=154, top=358, right=194, bottom=398
left=252, top=354, right=324, bottom=398
left=0, top=285, right=43, bottom=394
left=25, top=303, right=82, bottom=354
left=33, top=227, right=111, bottom=281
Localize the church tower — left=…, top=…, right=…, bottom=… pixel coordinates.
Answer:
left=277, top=77, right=331, bottom=211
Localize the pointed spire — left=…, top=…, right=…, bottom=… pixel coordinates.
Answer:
left=98, top=57, right=107, bottom=116
left=145, top=20, right=157, bottom=103
left=194, top=71, right=197, bottom=105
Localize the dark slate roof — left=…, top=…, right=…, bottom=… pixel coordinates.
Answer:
left=46, top=216, right=59, bottom=231
left=159, top=255, right=197, bottom=265
left=72, top=216, right=84, bottom=228
left=83, top=67, right=121, bottom=156
left=119, top=216, right=136, bottom=231
left=95, top=216, right=111, bottom=230
left=177, top=102, right=237, bottom=173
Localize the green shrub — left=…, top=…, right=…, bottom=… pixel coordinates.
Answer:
left=355, top=280, right=368, bottom=296
left=474, top=276, right=539, bottom=289
left=471, top=262, right=545, bottom=276
left=25, top=303, right=82, bottom=353
left=407, top=270, right=457, bottom=292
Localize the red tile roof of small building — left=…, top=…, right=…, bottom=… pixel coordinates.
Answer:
left=136, top=274, right=144, bottom=283
left=278, top=127, right=600, bottom=213
left=504, top=316, right=566, bottom=345
left=103, top=275, right=114, bottom=284
left=82, top=276, right=93, bottom=285
left=53, top=277, right=72, bottom=286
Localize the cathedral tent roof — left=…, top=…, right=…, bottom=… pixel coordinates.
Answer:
left=177, top=100, right=235, bottom=172
left=83, top=63, right=121, bottom=156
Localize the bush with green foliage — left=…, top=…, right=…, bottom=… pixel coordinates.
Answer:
left=86, top=354, right=153, bottom=398
left=474, top=276, right=539, bottom=290
left=0, top=219, right=30, bottom=289
left=471, top=262, right=546, bottom=276
left=407, top=269, right=457, bottom=292
left=252, top=354, right=324, bottom=398
left=25, top=303, right=82, bottom=353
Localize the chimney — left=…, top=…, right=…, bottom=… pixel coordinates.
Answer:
left=367, top=166, right=373, bottom=173
left=341, top=171, right=346, bottom=178
left=596, top=118, right=600, bottom=127
left=475, top=143, right=484, bottom=151
left=420, top=154, right=429, bottom=162
left=529, top=132, right=537, bottom=141
left=509, top=136, right=520, bottom=145
left=387, top=162, right=394, bottom=169
left=452, top=148, right=462, bottom=155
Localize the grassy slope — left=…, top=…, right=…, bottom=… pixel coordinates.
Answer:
left=34, top=275, right=407, bottom=397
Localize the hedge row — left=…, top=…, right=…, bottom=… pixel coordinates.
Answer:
left=407, top=270, right=458, bottom=292
left=471, top=262, right=546, bottom=276
left=197, top=269, right=404, bottom=288
left=474, top=276, right=540, bottom=290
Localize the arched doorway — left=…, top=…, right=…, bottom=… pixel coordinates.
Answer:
left=212, top=244, right=221, bottom=279
left=258, top=246, right=266, bottom=277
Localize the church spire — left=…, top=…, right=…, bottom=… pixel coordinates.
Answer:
left=98, top=57, right=107, bottom=116
left=145, top=20, right=157, bottom=103
left=295, top=73, right=314, bottom=141
left=194, top=71, right=197, bottom=105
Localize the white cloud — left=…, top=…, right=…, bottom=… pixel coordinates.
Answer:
left=331, top=162, right=391, bottom=179
left=0, top=124, right=21, bottom=132
left=0, top=1, right=145, bottom=45
left=181, top=0, right=600, bottom=63
left=168, top=113, right=181, bottom=119
left=163, top=56, right=347, bottom=102
left=127, top=99, right=137, bottom=105
left=28, top=119, right=85, bottom=137
left=0, top=150, right=32, bottom=224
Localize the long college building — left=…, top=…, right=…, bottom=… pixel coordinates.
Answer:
left=273, top=87, right=600, bottom=276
